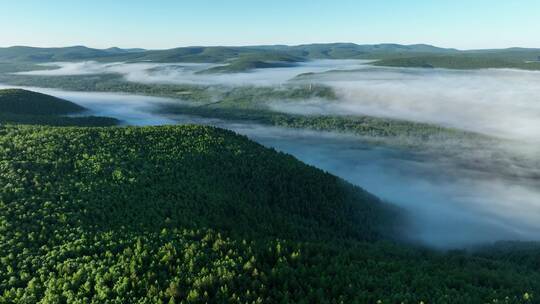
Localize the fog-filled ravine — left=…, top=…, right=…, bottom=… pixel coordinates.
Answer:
left=2, top=60, right=540, bottom=249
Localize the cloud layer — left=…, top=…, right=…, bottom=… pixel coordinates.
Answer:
left=20, top=61, right=540, bottom=141
left=278, top=67, right=540, bottom=142
left=17, top=60, right=369, bottom=85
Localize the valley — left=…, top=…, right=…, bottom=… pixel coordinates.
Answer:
left=1, top=44, right=540, bottom=303
left=1, top=56, right=539, bottom=249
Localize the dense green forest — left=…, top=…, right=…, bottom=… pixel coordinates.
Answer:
left=0, top=89, right=118, bottom=126
left=198, top=59, right=297, bottom=74
left=373, top=52, right=540, bottom=70
left=157, top=103, right=480, bottom=142
left=0, top=124, right=538, bottom=303
left=0, top=89, right=85, bottom=115
left=0, top=44, right=452, bottom=63
left=0, top=112, right=118, bottom=127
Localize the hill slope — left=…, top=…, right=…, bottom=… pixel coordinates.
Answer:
left=0, top=43, right=461, bottom=63
left=372, top=49, right=540, bottom=70
left=0, top=125, right=538, bottom=303
left=0, top=88, right=85, bottom=115
left=2, top=44, right=540, bottom=71
left=0, top=125, right=391, bottom=241
left=0, top=88, right=118, bottom=126
left=0, top=46, right=142, bottom=62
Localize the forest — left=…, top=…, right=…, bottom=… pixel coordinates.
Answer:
left=0, top=57, right=539, bottom=303
left=3, top=0, right=540, bottom=302
left=373, top=54, right=540, bottom=70
left=0, top=89, right=118, bottom=126
left=0, top=124, right=538, bottom=303
left=1, top=44, right=540, bottom=72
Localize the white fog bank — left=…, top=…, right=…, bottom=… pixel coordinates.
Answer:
left=16, top=60, right=369, bottom=86
left=282, top=67, right=540, bottom=142
left=18, top=60, right=540, bottom=141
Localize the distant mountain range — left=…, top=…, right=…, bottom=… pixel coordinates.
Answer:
left=1, top=43, right=539, bottom=71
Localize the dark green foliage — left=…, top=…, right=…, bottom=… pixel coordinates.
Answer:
left=197, top=52, right=302, bottom=73
left=0, top=74, right=217, bottom=100
left=0, top=43, right=456, bottom=63
left=0, top=112, right=119, bottom=126
left=0, top=46, right=142, bottom=62
left=198, top=60, right=296, bottom=74
left=0, top=62, right=52, bottom=73
left=476, top=241, right=540, bottom=270
left=0, top=125, right=390, bottom=241
left=258, top=43, right=458, bottom=59
left=0, top=46, right=302, bottom=65
left=158, top=103, right=478, bottom=141
left=0, top=89, right=84, bottom=115
left=374, top=52, right=540, bottom=70
left=0, top=74, right=336, bottom=104
left=2, top=44, right=540, bottom=71
left=0, top=125, right=538, bottom=303
left=0, top=89, right=118, bottom=126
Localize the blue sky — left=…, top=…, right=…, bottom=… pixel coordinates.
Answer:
left=1, top=0, right=538, bottom=49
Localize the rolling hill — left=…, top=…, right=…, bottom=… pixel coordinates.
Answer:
left=2, top=44, right=540, bottom=72
left=0, top=46, right=143, bottom=62
left=0, top=88, right=118, bottom=126
left=0, top=44, right=450, bottom=63
left=0, top=88, right=85, bottom=115
left=373, top=50, right=540, bottom=70
left=0, top=124, right=538, bottom=303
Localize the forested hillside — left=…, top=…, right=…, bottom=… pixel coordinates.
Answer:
left=0, top=89, right=84, bottom=115
left=0, top=125, right=538, bottom=303
left=2, top=44, right=539, bottom=72
left=0, top=89, right=118, bottom=126
left=0, top=44, right=452, bottom=63
left=373, top=53, right=540, bottom=70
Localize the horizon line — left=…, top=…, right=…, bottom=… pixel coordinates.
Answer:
left=2, top=42, right=540, bottom=52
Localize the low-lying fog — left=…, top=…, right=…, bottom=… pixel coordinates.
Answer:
left=0, top=84, right=181, bottom=126
left=18, top=60, right=540, bottom=141
left=17, top=60, right=368, bottom=86
left=286, top=67, right=540, bottom=142
left=3, top=60, right=540, bottom=249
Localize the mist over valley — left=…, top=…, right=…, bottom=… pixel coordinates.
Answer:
left=4, top=1, right=540, bottom=301
left=3, top=58, right=539, bottom=249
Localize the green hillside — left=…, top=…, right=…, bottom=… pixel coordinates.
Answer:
left=0, top=112, right=119, bottom=127
left=0, top=89, right=84, bottom=115
left=2, top=44, right=540, bottom=72
left=0, top=46, right=142, bottom=62
left=0, top=88, right=118, bottom=126
left=0, top=125, right=538, bottom=303
left=373, top=50, right=540, bottom=70
left=0, top=43, right=458, bottom=65
left=199, top=60, right=294, bottom=73
left=0, top=44, right=453, bottom=63
left=261, top=43, right=458, bottom=59
left=198, top=53, right=301, bottom=73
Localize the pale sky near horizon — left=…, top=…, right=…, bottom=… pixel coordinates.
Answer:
left=1, top=0, right=538, bottom=50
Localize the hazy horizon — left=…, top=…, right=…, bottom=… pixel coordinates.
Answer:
left=1, top=42, right=540, bottom=52
left=1, top=0, right=539, bottom=50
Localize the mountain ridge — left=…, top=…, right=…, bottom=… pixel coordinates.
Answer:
left=2, top=43, right=537, bottom=63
